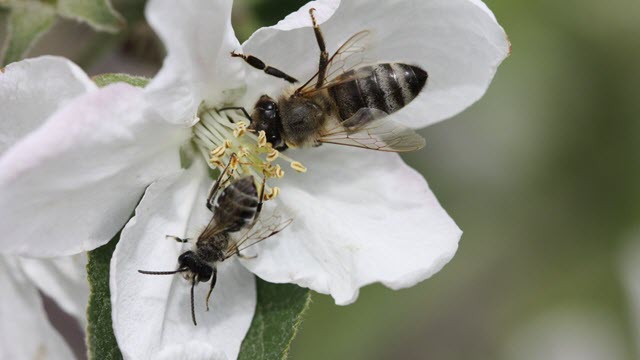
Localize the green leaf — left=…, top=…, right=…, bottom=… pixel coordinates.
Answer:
left=1, top=1, right=56, bottom=66
left=238, top=279, right=312, bottom=360
left=57, top=0, right=124, bottom=33
left=86, top=235, right=123, bottom=360
left=92, top=72, right=149, bottom=88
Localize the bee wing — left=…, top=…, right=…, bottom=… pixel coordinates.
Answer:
left=198, top=216, right=225, bottom=240
left=318, top=108, right=426, bottom=152
left=297, top=30, right=371, bottom=94
left=223, top=214, right=293, bottom=260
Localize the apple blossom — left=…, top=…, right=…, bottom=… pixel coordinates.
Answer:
left=0, top=0, right=509, bottom=358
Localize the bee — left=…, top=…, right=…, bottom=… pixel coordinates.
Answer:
left=223, top=8, right=427, bottom=152
left=138, top=155, right=291, bottom=326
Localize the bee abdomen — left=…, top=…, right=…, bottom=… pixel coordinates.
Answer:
left=329, top=63, right=428, bottom=120
left=214, top=176, right=259, bottom=232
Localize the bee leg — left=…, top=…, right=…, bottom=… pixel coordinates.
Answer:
left=218, top=106, right=253, bottom=123
left=205, top=267, right=218, bottom=312
left=167, top=235, right=190, bottom=243
left=236, top=248, right=258, bottom=260
left=231, top=52, right=298, bottom=84
left=207, top=154, right=237, bottom=211
left=252, top=175, right=267, bottom=224
left=309, top=8, right=329, bottom=89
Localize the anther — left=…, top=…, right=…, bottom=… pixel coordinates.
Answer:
left=257, top=131, right=267, bottom=147
left=210, top=144, right=227, bottom=158
left=233, top=122, right=248, bottom=138
left=266, top=186, right=280, bottom=200
left=291, top=161, right=307, bottom=173
left=266, top=148, right=279, bottom=162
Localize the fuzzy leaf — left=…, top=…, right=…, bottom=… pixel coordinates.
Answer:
left=1, top=1, right=56, bottom=66
left=57, top=0, right=124, bottom=33
left=238, top=279, right=312, bottom=360
left=92, top=72, right=149, bottom=88
left=86, top=235, right=123, bottom=360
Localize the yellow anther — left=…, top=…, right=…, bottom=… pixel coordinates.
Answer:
left=291, top=161, right=307, bottom=173
left=257, top=131, right=267, bottom=147
left=238, top=146, right=250, bottom=159
left=224, top=139, right=233, bottom=148
left=274, top=164, right=284, bottom=178
left=265, top=186, right=280, bottom=200
left=266, top=148, right=279, bottom=162
left=210, top=144, right=227, bottom=158
left=209, top=157, right=224, bottom=168
left=233, top=122, right=248, bottom=137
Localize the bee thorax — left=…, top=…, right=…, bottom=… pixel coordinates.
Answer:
left=279, top=96, right=325, bottom=148
left=196, top=233, right=229, bottom=262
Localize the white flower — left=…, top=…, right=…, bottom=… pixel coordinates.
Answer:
left=0, top=254, right=88, bottom=360
left=0, top=0, right=509, bottom=358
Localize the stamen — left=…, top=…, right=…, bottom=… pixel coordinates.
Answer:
left=192, top=108, right=307, bottom=202
left=257, top=131, right=267, bottom=148
left=265, top=187, right=280, bottom=200
left=291, top=161, right=307, bottom=173
left=266, top=148, right=279, bottom=162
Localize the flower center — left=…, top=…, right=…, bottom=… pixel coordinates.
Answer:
left=192, top=109, right=306, bottom=200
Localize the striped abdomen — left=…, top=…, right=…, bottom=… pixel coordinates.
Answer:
left=213, top=176, right=258, bottom=232
left=328, top=63, right=428, bottom=121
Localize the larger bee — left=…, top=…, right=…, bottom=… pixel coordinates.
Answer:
left=139, top=156, right=291, bottom=326
left=225, top=8, right=427, bottom=152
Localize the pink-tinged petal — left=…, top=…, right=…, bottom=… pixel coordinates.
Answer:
left=0, top=83, right=190, bottom=257
left=112, top=159, right=255, bottom=360
left=0, top=256, right=76, bottom=360
left=241, top=0, right=509, bottom=128
left=145, top=0, right=244, bottom=125
left=20, top=254, right=89, bottom=329
left=241, top=146, right=461, bottom=305
left=0, top=56, right=96, bottom=153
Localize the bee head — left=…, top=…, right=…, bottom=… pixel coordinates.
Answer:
left=250, top=95, right=287, bottom=150
left=177, top=251, right=213, bottom=283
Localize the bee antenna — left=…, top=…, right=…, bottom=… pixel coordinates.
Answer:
left=190, top=281, right=197, bottom=326
left=138, top=268, right=188, bottom=275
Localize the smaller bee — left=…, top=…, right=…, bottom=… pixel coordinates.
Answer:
left=139, top=156, right=291, bottom=326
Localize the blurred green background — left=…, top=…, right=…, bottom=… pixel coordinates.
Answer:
left=7, top=0, right=640, bottom=359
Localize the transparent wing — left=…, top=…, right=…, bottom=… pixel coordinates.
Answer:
left=297, top=30, right=371, bottom=94
left=223, top=214, right=293, bottom=260
left=319, top=108, right=426, bottom=152
left=198, top=216, right=225, bottom=241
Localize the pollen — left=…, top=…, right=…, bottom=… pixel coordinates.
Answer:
left=193, top=109, right=308, bottom=203
left=266, top=148, right=279, bottom=162
left=257, top=131, right=267, bottom=147
left=233, top=121, right=248, bottom=137
left=210, top=144, right=227, bottom=158
left=291, top=161, right=307, bottom=173
left=265, top=186, right=280, bottom=200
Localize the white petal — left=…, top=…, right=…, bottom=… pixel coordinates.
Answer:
left=241, top=146, right=461, bottom=305
left=111, top=159, right=256, bottom=360
left=145, top=0, right=244, bottom=125
left=0, top=83, right=190, bottom=257
left=20, top=254, right=89, bottom=329
left=0, top=56, right=96, bottom=154
left=0, top=256, right=76, bottom=360
left=241, top=0, right=509, bottom=128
